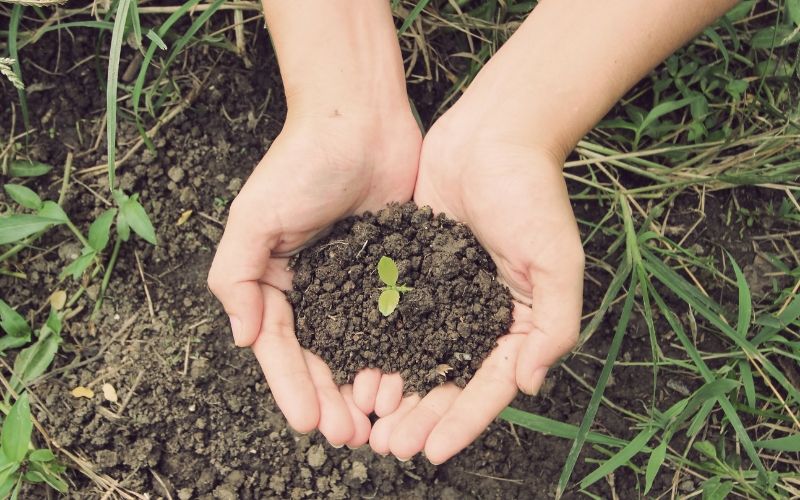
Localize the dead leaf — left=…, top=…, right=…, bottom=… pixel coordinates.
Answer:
left=435, top=364, right=453, bottom=377
left=102, top=383, right=118, bottom=403
left=70, top=386, right=94, bottom=399
left=176, top=210, right=193, bottom=226
left=49, top=290, right=67, bottom=310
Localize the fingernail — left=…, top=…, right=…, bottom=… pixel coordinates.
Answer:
left=396, top=456, right=410, bottom=462
left=228, top=315, right=242, bottom=345
left=530, top=367, right=549, bottom=396
left=330, top=443, right=344, bottom=449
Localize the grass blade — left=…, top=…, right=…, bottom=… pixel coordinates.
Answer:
left=145, top=0, right=225, bottom=116
left=557, top=271, right=638, bottom=498
left=728, top=253, right=752, bottom=339
left=398, top=0, right=431, bottom=35
left=106, top=0, right=133, bottom=190
left=580, top=425, right=658, bottom=490
left=8, top=4, right=29, bottom=130
left=644, top=440, right=668, bottom=494
left=753, top=435, right=800, bottom=452
left=132, top=0, right=203, bottom=118
left=498, top=407, right=627, bottom=448
left=753, top=292, right=800, bottom=345
left=579, top=257, right=631, bottom=345
left=651, top=285, right=767, bottom=475
left=643, top=248, right=800, bottom=405
left=145, top=29, right=167, bottom=50
left=739, top=360, right=756, bottom=409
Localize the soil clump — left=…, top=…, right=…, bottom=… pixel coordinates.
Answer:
left=288, top=202, right=513, bottom=395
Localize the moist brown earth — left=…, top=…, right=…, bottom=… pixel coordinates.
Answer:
left=287, top=202, right=513, bottom=395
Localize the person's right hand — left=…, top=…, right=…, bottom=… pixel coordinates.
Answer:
left=207, top=109, right=421, bottom=447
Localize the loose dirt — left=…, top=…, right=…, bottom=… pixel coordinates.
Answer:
left=288, top=202, right=513, bottom=395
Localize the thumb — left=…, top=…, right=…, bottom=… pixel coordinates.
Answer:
left=515, top=248, right=584, bottom=395
left=208, top=200, right=278, bottom=347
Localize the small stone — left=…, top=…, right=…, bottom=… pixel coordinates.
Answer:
left=225, top=470, right=245, bottom=488
left=141, top=149, right=157, bottom=165
left=306, top=444, right=326, bottom=469
left=349, top=461, right=368, bottom=484
left=269, top=475, right=286, bottom=494
left=167, top=166, right=185, bottom=183
left=212, top=485, right=236, bottom=500
left=227, top=177, right=243, bottom=193
left=177, top=488, right=193, bottom=500
left=679, top=480, right=695, bottom=492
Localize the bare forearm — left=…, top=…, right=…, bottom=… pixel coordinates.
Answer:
left=262, top=0, right=408, bottom=120
left=459, top=0, right=738, bottom=158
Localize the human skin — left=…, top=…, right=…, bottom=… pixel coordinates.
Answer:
left=207, top=0, right=421, bottom=447
left=368, top=0, right=740, bottom=463
left=208, top=0, right=739, bottom=458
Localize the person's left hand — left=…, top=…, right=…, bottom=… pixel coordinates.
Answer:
left=365, top=110, right=585, bottom=463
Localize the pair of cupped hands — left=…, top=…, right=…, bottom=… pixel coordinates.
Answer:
left=207, top=87, right=585, bottom=464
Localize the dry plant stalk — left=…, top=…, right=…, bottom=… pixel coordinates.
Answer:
left=0, top=57, right=24, bottom=90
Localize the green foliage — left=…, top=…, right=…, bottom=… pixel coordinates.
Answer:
left=3, top=185, right=42, bottom=211
left=378, top=289, right=401, bottom=317
left=2, top=393, right=31, bottom=463
left=8, top=308, right=62, bottom=395
left=377, top=256, right=412, bottom=316
left=378, top=256, right=399, bottom=287
left=557, top=271, right=637, bottom=497
left=61, top=208, right=117, bottom=281
left=145, top=29, right=167, bottom=50
left=0, top=393, right=68, bottom=495
left=0, top=215, right=62, bottom=246
left=0, top=300, right=31, bottom=353
left=106, top=0, right=133, bottom=189
left=8, top=5, right=29, bottom=131
left=113, top=191, right=157, bottom=245
left=6, top=161, right=52, bottom=178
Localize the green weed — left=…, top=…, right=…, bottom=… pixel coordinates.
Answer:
left=0, top=393, right=67, bottom=497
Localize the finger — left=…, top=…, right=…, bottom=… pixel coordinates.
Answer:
left=303, top=351, right=355, bottom=446
left=374, top=373, right=404, bottom=417
left=260, top=257, right=293, bottom=291
left=352, top=368, right=382, bottom=415
left=251, top=286, right=319, bottom=433
left=369, top=395, right=421, bottom=456
left=509, top=301, right=534, bottom=334
left=424, top=334, right=524, bottom=465
left=208, top=198, right=279, bottom=347
left=516, top=246, right=584, bottom=395
left=340, top=385, right=371, bottom=448
left=389, top=384, right=460, bottom=461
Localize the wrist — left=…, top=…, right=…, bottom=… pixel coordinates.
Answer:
left=264, top=0, right=409, bottom=123
left=433, top=91, right=570, bottom=170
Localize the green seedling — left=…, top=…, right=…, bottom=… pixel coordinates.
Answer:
left=377, top=256, right=412, bottom=317
left=0, top=393, right=68, bottom=496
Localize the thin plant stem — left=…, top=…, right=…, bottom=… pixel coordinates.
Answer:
left=92, top=236, right=122, bottom=318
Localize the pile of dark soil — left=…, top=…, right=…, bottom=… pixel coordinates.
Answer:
left=287, top=202, right=513, bottom=395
